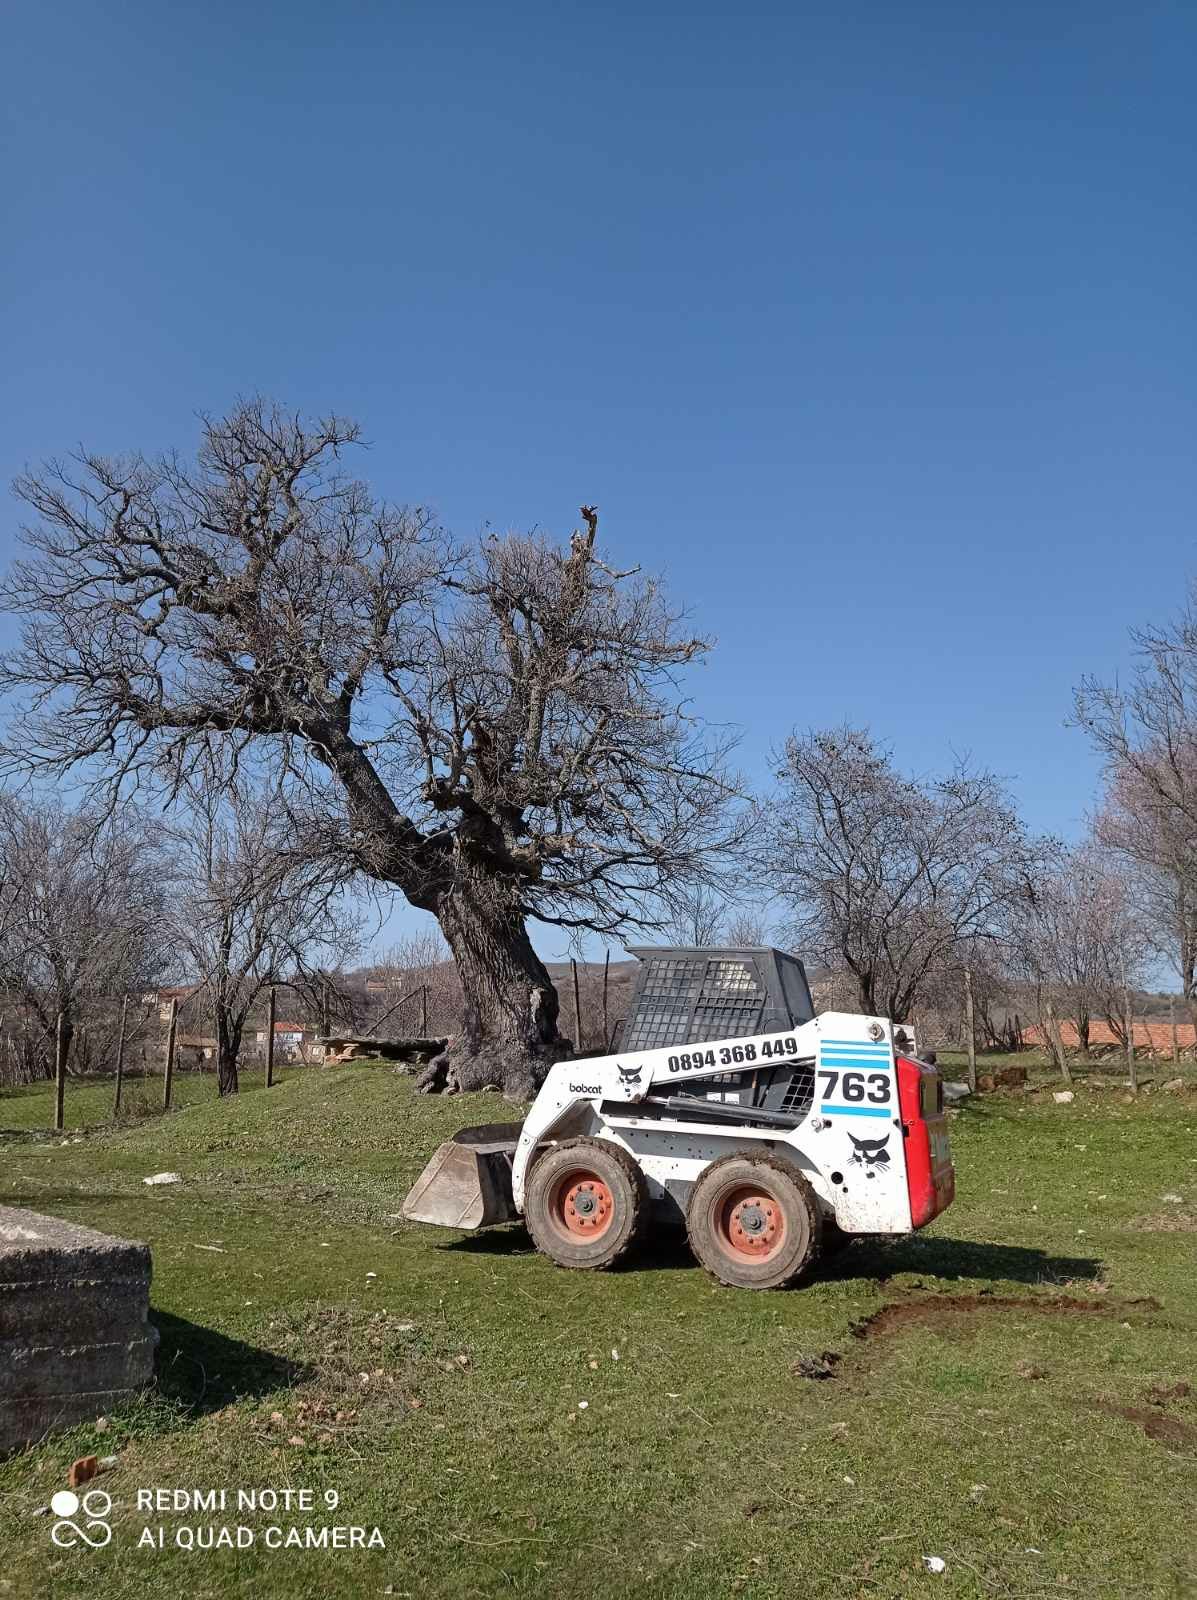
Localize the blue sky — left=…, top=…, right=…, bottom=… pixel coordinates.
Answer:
left=2, top=1, right=1194, bottom=959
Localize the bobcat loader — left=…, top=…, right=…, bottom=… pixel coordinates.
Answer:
left=402, top=946, right=955, bottom=1289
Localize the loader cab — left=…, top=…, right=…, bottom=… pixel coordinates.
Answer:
left=618, top=945, right=815, bottom=1052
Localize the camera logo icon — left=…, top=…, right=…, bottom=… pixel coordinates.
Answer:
left=50, top=1488, right=112, bottom=1549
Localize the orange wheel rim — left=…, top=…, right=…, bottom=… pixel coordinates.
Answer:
left=715, top=1184, right=786, bottom=1261
left=551, top=1170, right=615, bottom=1240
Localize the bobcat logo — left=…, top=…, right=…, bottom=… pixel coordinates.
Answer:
left=847, top=1133, right=891, bottom=1180
left=617, top=1064, right=642, bottom=1086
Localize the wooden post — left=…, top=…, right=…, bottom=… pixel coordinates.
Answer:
left=963, top=966, right=977, bottom=1094
left=570, top=958, right=583, bottom=1051
left=53, top=1010, right=67, bottom=1132
left=113, top=994, right=129, bottom=1116
left=163, top=997, right=178, bottom=1112
left=420, top=984, right=428, bottom=1038
left=266, top=985, right=276, bottom=1087
left=1121, top=948, right=1136, bottom=1094
left=1170, top=996, right=1179, bottom=1062
left=1125, top=1001, right=1137, bottom=1094
left=602, top=950, right=611, bottom=1049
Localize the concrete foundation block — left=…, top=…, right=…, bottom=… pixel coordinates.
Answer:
left=0, top=1207, right=157, bottom=1455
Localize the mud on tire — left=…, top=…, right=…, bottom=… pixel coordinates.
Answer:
left=524, top=1136, right=648, bottom=1271
left=686, top=1151, right=821, bottom=1290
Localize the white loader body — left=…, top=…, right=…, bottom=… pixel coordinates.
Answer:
left=402, top=946, right=954, bottom=1288
left=512, top=1012, right=913, bottom=1235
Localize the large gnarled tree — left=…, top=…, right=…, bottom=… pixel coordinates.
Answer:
left=1, top=401, right=741, bottom=1095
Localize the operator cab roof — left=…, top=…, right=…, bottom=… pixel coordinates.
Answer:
left=620, top=945, right=814, bottom=1053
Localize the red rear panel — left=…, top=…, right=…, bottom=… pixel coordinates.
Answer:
left=896, top=1056, right=955, bottom=1227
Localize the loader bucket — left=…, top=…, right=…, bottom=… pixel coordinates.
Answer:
left=401, top=1122, right=523, bottom=1231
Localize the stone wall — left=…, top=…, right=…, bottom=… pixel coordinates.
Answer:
left=0, top=1207, right=156, bottom=1455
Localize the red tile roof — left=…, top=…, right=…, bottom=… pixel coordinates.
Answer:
left=1023, top=1019, right=1195, bottom=1051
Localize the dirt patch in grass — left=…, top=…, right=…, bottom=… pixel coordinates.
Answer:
left=1089, top=1401, right=1197, bottom=1451
left=849, top=1291, right=1162, bottom=1344
left=1145, top=1380, right=1192, bottom=1405
left=1131, top=1210, right=1197, bottom=1231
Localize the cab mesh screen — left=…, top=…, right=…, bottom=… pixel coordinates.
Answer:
left=623, top=957, right=765, bottom=1051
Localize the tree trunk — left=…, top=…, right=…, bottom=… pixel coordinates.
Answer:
left=416, top=869, right=571, bottom=1098
left=1076, top=1012, right=1090, bottom=1057
left=1043, top=993, right=1071, bottom=1083
left=215, top=1004, right=240, bottom=1097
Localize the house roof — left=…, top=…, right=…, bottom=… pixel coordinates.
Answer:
left=1024, top=1019, right=1195, bottom=1051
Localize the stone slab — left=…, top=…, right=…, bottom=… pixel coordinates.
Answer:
left=0, top=1274, right=151, bottom=1342
left=0, top=1206, right=156, bottom=1456
left=0, top=1207, right=151, bottom=1284
left=0, top=1334, right=158, bottom=1399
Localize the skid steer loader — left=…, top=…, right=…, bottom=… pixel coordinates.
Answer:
left=402, top=946, right=955, bottom=1289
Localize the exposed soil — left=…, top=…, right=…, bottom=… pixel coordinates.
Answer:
left=1090, top=1401, right=1197, bottom=1450
left=849, top=1292, right=1162, bottom=1343
left=1145, top=1380, right=1192, bottom=1405
left=1131, top=1211, right=1197, bottom=1232
left=789, top=1351, right=841, bottom=1380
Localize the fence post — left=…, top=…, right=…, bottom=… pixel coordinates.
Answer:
left=163, top=997, right=178, bottom=1112
left=962, top=966, right=977, bottom=1094
left=571, top=958, right=582, bottom=1052
left=1121, top=949, right=1136, bottom=1094
left=1125, top=1004, right=1136, bottom=1094
left=113, top=994, right=129, bottom=1117
left=266, top=985, right=276, bottom=1087
left=54, top=1010, right=67, bottom=1132
left=420, top=984, right=428, bottom=1038
left=602, top=950, right=610, bottom=1049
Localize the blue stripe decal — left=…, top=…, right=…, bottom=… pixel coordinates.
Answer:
left=821, top=1040, right=891, bottom=1050
left=819, top=1056, right=896, bottom=1068
left=820, top=1103, right=892, bottom=1118
left=821, top=1054, right=892, bottom=1063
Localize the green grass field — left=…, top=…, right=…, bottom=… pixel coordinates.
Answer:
left=1, top=1061, right=1195, bottom=1599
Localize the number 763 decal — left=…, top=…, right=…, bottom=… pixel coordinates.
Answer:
left=818, top=1068, right=891, bottom=1104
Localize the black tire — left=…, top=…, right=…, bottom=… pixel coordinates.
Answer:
left=686, top=1151, right=821, bottom=1290
left=524, top=1137, right=648, bottom=1271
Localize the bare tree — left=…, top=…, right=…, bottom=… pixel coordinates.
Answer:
left=366, top=928, right=460, bottom=1038
left=723, top=907, right=776, bottom=947
left=0, top=799, right=167, bottom=1079
left=1093, top=769, right=1197, bottom=1028
left=661, top=883, right=725, bottom=947
left=1076, top=598, right=1197, bottom=1025
left=163, top=781, right=360, bottom=1095
left=0, top=403, right=745, bottom=1097
left=763, top=727, right=1045, bottom=1020
left=1012, top=843, right=1147, bottom=1078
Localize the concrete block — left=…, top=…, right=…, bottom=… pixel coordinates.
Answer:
left=0, top=1273, right=151, bottom=1343
left=0, top=1207, right=156, bottom=1456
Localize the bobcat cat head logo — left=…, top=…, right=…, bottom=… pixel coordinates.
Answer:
left=847, top=1133, right=891, bottom=1179
left=617, top=1064, right=642, bottom=1085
